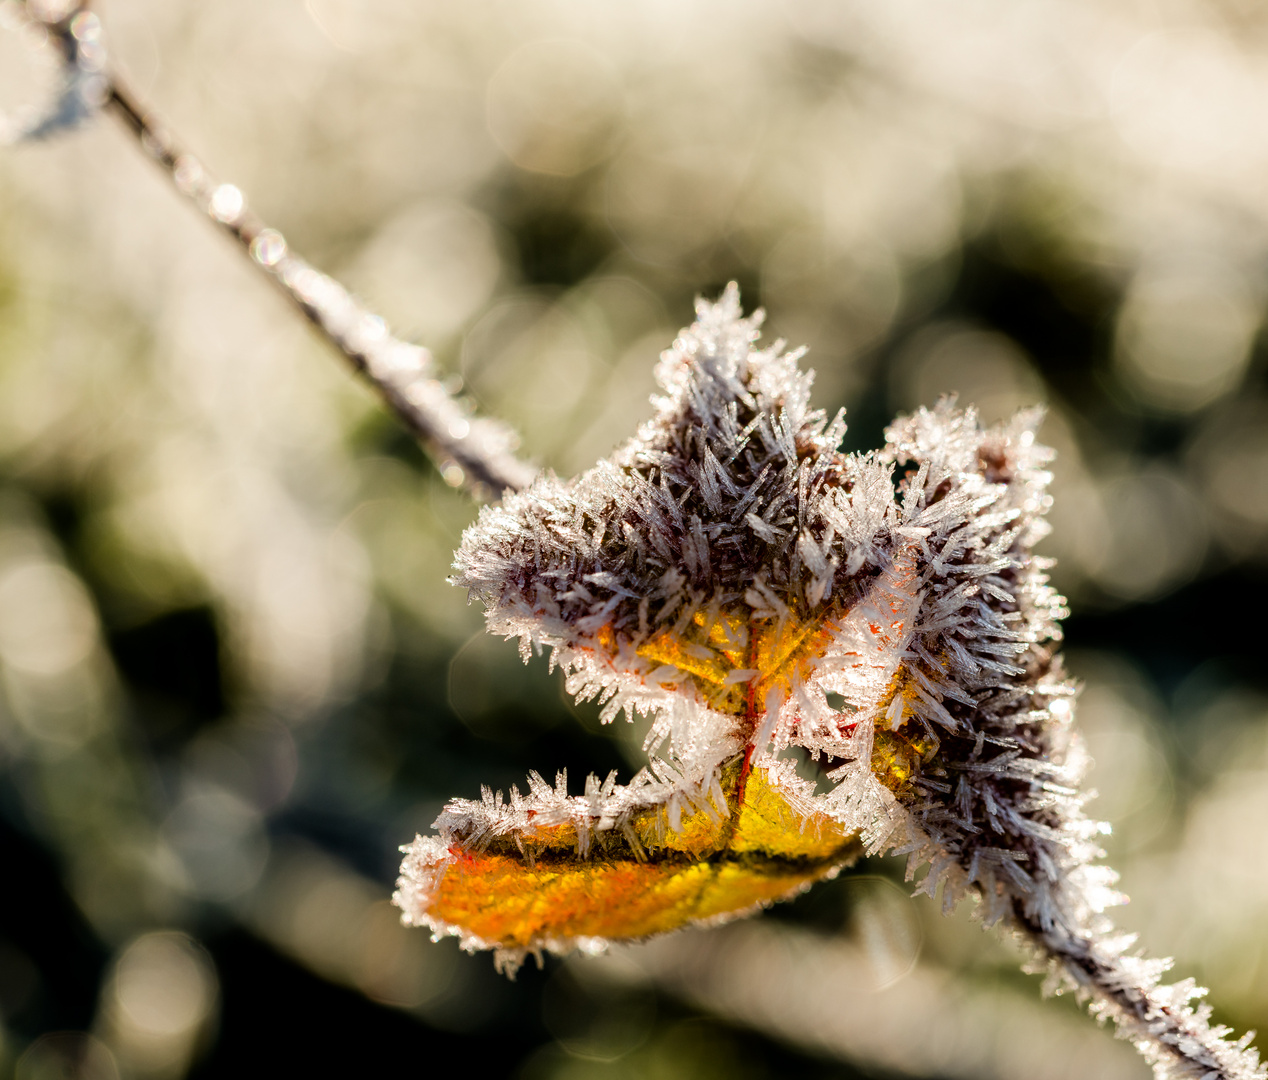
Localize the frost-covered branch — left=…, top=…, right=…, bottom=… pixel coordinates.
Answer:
left=2, top=0, right=535, bottom=499
left=1017, top=903, right=1264, bottom=1080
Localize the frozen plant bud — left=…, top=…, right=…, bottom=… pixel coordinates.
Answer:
left=396, top=285, right=1263, bottom=1080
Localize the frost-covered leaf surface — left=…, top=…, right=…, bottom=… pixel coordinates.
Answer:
left=396, top=287, right=1264, bottom=1080
left=397, top=759, right=862, bottom=965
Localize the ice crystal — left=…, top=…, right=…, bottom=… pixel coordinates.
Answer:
left=396, top=285, right=1263, bottom=1080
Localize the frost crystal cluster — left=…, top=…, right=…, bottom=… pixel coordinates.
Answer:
left=396, top=286, right=1263, bottom=1080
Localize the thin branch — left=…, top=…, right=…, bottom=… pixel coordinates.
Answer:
left=4, top=0, right=537, bottom=499
left=1017, top=903, right=1264, bottom=1080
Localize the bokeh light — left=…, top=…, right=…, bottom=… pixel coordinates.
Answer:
left=103, top=932, right=217, bottom=1079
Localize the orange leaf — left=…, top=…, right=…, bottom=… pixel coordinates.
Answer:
left=397, top=760, right=862, bottom=964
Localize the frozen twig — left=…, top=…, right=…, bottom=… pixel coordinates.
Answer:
left=0, top=0, right=108, bottom=142
left=2, top=0, right=536, bottom=499
left=1015, top=904, right=1264, bottom=1080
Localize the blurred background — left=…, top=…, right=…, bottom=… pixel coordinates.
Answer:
left=1, top=0, right=1267, bottom=1076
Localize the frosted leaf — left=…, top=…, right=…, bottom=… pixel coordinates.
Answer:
left=395, top=285, right=1264, bottom=1080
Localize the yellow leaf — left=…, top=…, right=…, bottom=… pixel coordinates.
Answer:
left=408, top=760, right=862, bottom=953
